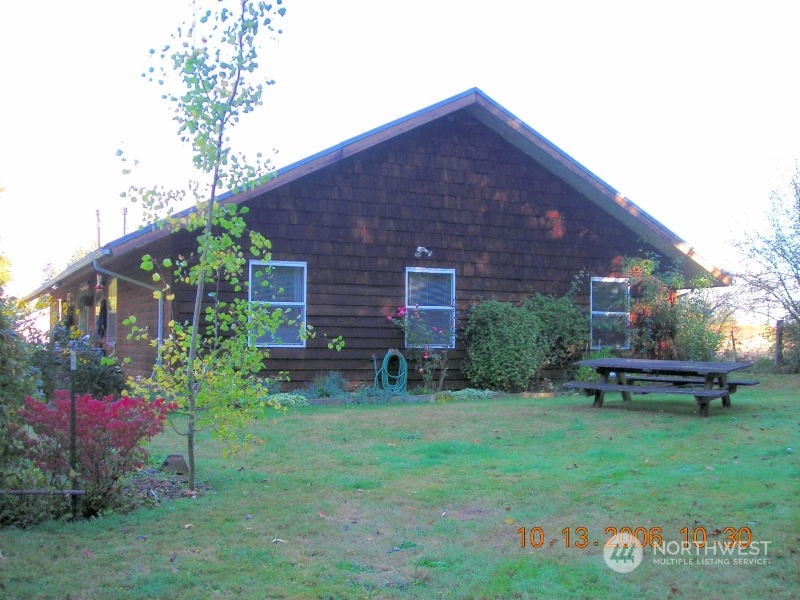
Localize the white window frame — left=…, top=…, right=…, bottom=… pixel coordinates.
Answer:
left=404, top=267, right=456, bottom=349
left=249, top=260, right=307, bottom=348
left=590, top=276, right=631, bottom=350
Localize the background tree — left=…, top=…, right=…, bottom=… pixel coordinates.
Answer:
left=125, top=0, right=290, bottom=490
left=734, top=166, right=800, bottom=370
left=0, top=253, right=10, bottom=289
left=0, top=250, right=40, bottom=499
left=0, top=251, right=39, bottom=407
left=734, top=167, right=800, bottom=322
left=1, top=187, right=36, bottom=504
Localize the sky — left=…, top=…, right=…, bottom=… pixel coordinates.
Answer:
left=1, top=0, right=798, bottom=300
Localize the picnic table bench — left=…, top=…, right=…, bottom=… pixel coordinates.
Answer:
left=621, top=375, right=759, bottom=393
left=564, top=358, right=757, bottom=417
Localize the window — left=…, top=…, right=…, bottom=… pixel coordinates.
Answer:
left=249, top=261, right=307, bottom=347
left=404, top=267, right=456, bottom=349
left=590, top=277, right=630, bottom=349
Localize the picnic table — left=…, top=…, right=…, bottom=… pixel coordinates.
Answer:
left=564, top=358, right=758, bottom=417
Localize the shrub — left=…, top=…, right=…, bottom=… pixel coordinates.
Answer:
left=31, top=328, right=124, bottom=400
left=305, top=371, right=347, bottom=399
left=0, top=298, right=33, bottom=484
left=434, top=388, right=495, bottom=403
left=572, top=348, right=616, bottom=383
left=349, top=384, right=393, bottom=405
left=780, top=319, right=800, bottom=373
left=462, top=300, right=544, bottom=392
left=0, top=296, right=37, bottom=404
left=270, top=393, right=309, bottom=408
left=522, top=293, right=588, bottom=372
left=749, top=356, right=778, bottom=374
left=674, top=292, right=725, bottom=361
left=624, top=256, right=726, bottom=360
left=15, top=391, right=176, bottom=518
left=1, top=295, right=39, bottom=507
left=0, top=461, right=70, bottom=527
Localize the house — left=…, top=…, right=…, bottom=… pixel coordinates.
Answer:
left=24, top=88, right=731, bottom=390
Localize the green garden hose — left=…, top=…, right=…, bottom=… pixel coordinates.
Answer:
left=374, top=349, right=407, bottom=395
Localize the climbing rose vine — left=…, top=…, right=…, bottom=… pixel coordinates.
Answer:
left=387, top=305, right=452, bottom=391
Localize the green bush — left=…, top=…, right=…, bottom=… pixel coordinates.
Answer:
left=31, top=328, right=124, bottom=399
left=0, top=460, right=71, bottom=527
left=749, top=356, right=778, bottom=374
left=0, top=296, right=37, bottom=404
left=780, top=319, right=799, bottom=373
left=462, top=300, right=545, bottom=392
left=1, top=295, right=39, bottom=497
left=624, top=256, right=726, bottom=360
left=434, top=388, right=495, bottom=402
left=522, top=293, right=588, bottom=372
left=305, top=371, right=347, bottom=399
left=571, top=348, right=616, bottom=383
left=270, top=393, right=309, bottom=408
left=675, top=296, right=725, bottom=361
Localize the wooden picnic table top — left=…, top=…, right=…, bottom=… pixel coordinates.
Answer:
left=576, top=358, right=752, bottom=377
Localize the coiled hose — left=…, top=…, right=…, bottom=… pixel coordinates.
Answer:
left=373, top=349, right=407, bottom=395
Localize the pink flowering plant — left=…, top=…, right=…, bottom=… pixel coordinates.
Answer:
left=386, top=305, right=454, bottom=392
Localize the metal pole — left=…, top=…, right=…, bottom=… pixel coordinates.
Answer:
left=70, top=350, right=78, bottom=519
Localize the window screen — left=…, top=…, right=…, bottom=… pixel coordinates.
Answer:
left=249, top=261, right=307, bottom=347
left=590, top=277, right=630, bottom=350
left=404, top=268, right=456, bottom=349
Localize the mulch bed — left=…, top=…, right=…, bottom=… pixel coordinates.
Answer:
left=119, top=470, right=210, bottom=511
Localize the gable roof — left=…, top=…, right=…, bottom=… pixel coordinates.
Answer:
left=24, top=88, right=731, bottom=302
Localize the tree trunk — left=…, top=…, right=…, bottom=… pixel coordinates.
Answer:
left=184, top=163, right=221, bottom=491
left=186, top=406, right=196, bottom=491
left=775, top=319, right=784, bottom=367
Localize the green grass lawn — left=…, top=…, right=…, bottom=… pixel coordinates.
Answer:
left=1, top=374, right=798, bottom=599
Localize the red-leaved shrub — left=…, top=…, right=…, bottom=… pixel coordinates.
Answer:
left=17, top=391, right=176, bottom=516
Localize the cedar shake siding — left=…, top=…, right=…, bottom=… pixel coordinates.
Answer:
left=113, top=278, right=162, bottom=380
left=25, top=89, right=731, bottom=391
left=213, top=111, right=657, bottom=389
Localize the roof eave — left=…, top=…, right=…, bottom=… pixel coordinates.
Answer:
left=22, top=248, right=111, bottom=303
left=463, top=93, right=733, bottom=286
left=23, top=88, right=732, bottom=301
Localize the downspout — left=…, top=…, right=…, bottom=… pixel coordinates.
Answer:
left=92, top=259, right=165, bottom=367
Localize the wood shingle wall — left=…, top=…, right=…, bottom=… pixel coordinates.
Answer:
left=184, top=110, right=652, bottom=390
left=47, top=109, right=658, bottom=392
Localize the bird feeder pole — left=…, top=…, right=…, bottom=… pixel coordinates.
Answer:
left=70, top=350, right=78, bottom=519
